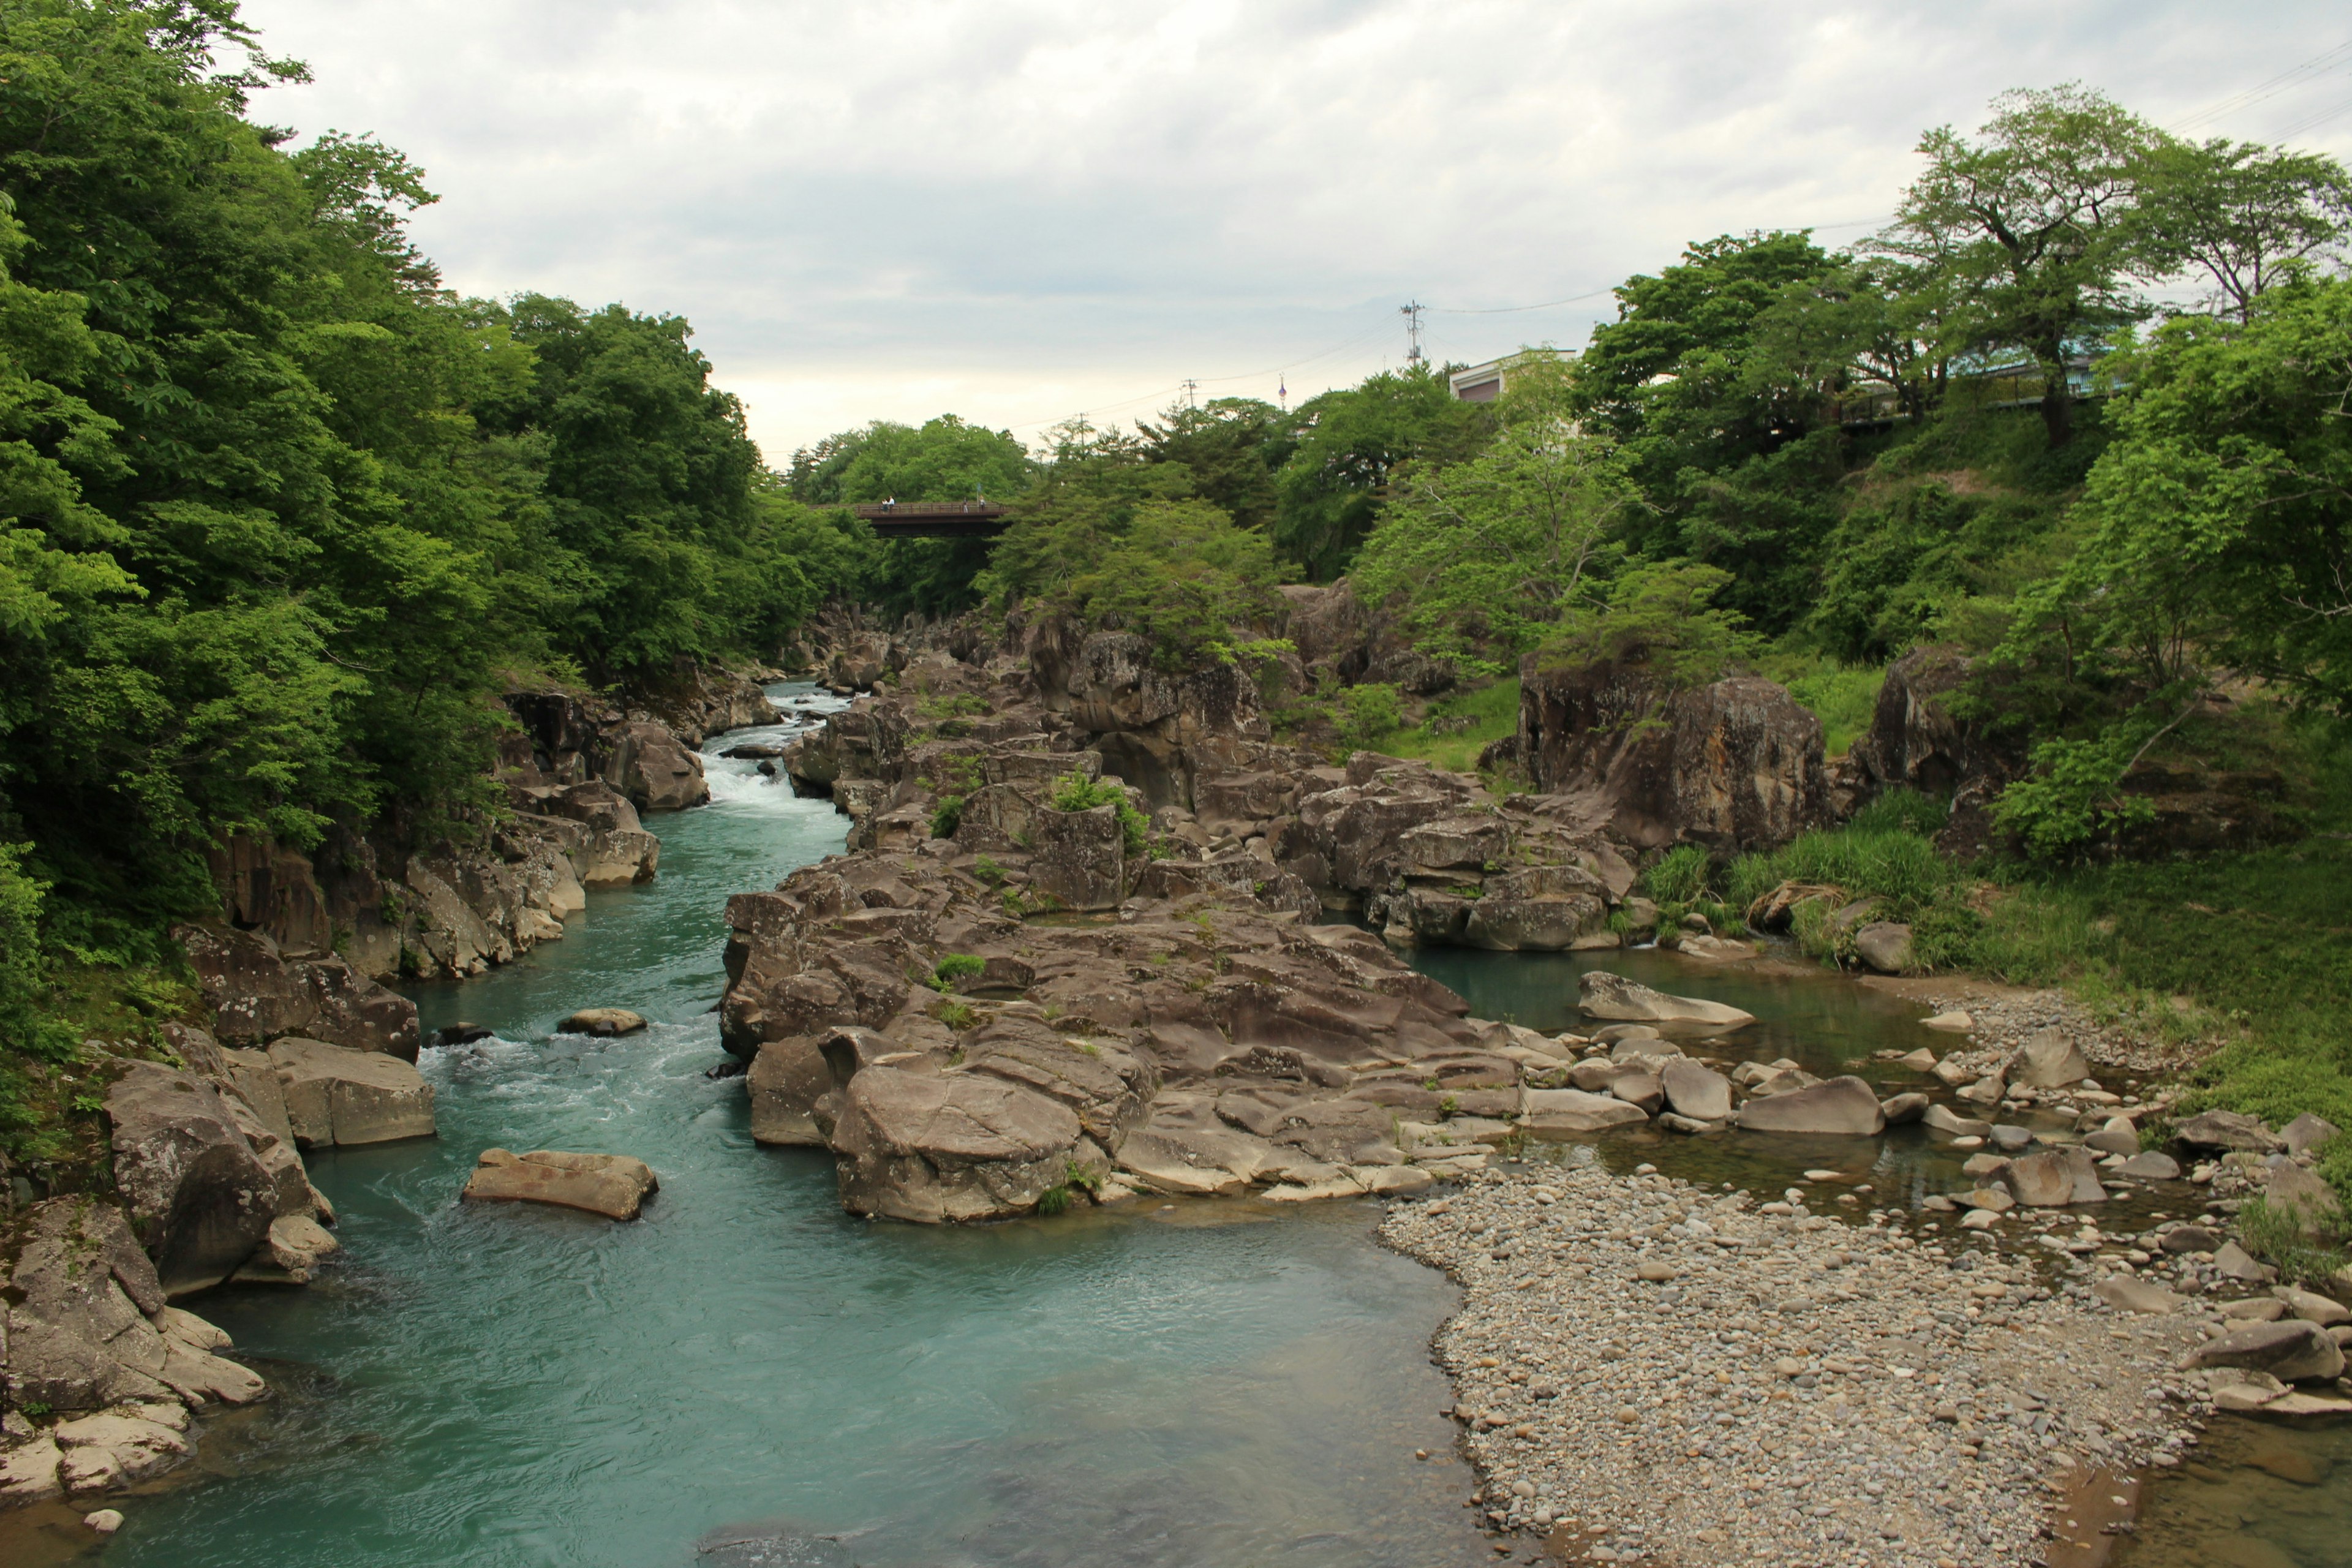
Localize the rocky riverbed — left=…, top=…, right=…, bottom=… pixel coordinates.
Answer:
left=1382, top=1161, right=2224, bottom=1567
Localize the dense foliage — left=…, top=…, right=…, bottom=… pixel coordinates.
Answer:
left=0, top=2, right=856, bottom=1118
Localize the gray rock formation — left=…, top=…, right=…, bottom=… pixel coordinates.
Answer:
left=104, top=1064, right=284, bottom=1298
left=268, top=1038, right=437, bottom=1146
left=1733, top=1077, right=1887, bottom=1136
left=176, top=923, right=420, bottom=1059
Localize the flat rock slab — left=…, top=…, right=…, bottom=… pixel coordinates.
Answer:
left=1519, top=1089, right=1649, bottom=1134
left=560, top=1008, right=647, bottom=1036
left=462, top=1149, right=659, bottom=1219
left=1577, top=971, right=1755, bottom=1031
left=1733, top=1076, right=1886, bottom=1136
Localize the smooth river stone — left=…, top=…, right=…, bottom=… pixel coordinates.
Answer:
left=462, top=1148, right=660, bottom=1220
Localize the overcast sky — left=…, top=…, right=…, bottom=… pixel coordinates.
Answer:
left=235, top=1, right=2352, bottom=463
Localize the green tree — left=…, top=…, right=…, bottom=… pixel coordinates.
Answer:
left=1352, top=358, right=1635, bottom=669
left=1272, top=363, right=1488, bottom=579
left=1137, top=396, right=1294, bottom=532
left=2127, top=138, right=2352, bottom=323
left=1875, top=85, right=2162, bottom=447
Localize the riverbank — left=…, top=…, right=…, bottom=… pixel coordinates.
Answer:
left=1382, top=1159, right=2213, bottom=1567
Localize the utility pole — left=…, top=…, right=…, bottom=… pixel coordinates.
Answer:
left=1181, top=377, right=1199, bottom=410
left=1400, top=301, right=1427, bottom=366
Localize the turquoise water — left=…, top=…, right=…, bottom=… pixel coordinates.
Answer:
left=108, top=689, right=1485, bottom=1568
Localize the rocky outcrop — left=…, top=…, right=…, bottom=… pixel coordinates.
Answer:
left=1, top=1197, right=263, bottom=1503
left=1518, top=659, right=1830, bottom=853
left=600, top=720, right=710, bottom=812
left=103, top=1064, right=285, bottom=1298
left=461, top=1150, right=658, bottom=1220
left=266, top=1037, right=435, bottom=1147
left=1846, top=646, right=2024, bottom=856
left=176, top=923, right=420, bottom=1059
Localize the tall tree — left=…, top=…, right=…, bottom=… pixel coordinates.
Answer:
left=1271, top=363, right=1488, bottom=581
left=1875, top=85, right=2161, bottom=447
left=2128, top=138, right=2352, bottom=322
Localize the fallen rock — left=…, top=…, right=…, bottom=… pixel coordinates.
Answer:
left=559, top=1008, right=647, bottom=1036
left=1851, top=921, right=1913, bottom=974
left=1518, top=1088, right=1651, bottom=1134
left=746, top=1036, right=829, bottom=1146
left=1920, top=1011, right=1973, bottom=1032
left=104, top=1061, right=283, bottom=1298
left=2280, top=1113, right=2340, bottom=1158
left=2011, top=1026, right=2092, bottom=1088
left=461, top=1148, right=660, bottom=1220
left=2116, top=1151, right=2181, bottom=1181
left=2188, top=1319, right=2346, bottom=1384
left=2274, top=1286, right=2350, bottom=1328
left=1577, top=971, right=1755, bottom=1031
left=51, top=1409, right=190, bottom=1490
left=268, top=1037, right=437, bottom=1146
left=2265, top=1160, right=2344, bottom=1234
left=0, top=1439, right=63, bottom=1505
left=2004, top=1147, right=2108, bottom=1207
left=2213, top=1240, right=2278, bottom=1283
left=2173, top=1109, right=2285, bottom=1154
left=1923, top=1103, right=1992, bottom=1137
left=1659, top=1058, right=1732, bottom=1121
left=2094, top=1276, right=2181, bottom=1314
left=230, top=1213, right=341, bottom=1285
left=1732, top=1076, right=1886, bottom=1136
left=1879, top=1091, right=1929, bottom=1126
left=2085, top=1117, right=2141, bottom=1155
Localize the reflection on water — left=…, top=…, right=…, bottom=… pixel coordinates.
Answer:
left=114, top=688, right=1487, bottom=1568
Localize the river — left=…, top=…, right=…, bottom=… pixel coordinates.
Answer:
left=80, top=686, right=2351, bottom=1566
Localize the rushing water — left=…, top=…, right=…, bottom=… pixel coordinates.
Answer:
left=46, top=688, right=2345, bottom=1565
left=102, top=688, right=1485, bottom=1568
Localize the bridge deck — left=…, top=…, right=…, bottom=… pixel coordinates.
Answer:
left=851, top=501, right=1012, bottom=539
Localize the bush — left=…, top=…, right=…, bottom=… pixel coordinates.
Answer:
left=932, top=954, right=986, bottom=991
left=1335, top=683, right=1403, bottom=751
left=1644, top=844, right=1714, bottom=905
left=1780, top=664, right=1886, bottom=758
left=1049, top=772, right=1148, bottom=857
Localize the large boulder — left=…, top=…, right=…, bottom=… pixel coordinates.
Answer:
left=1462, top=865, right=1607, bottom=952
left=1028, top=803, right=1126, bottom=912
left=1659, top=1058, right=1733, bottom=1121
left=1733, top=1076, right=1887, bottom=1136
left=537, top=780, right=661, bottom=885
left=2011, top=1026, right=2092, bottom=1088
left=2188, top=1319, right=2346, bottom=1384
left=461, top=1149, right=659, bottom=1220
left=104, top=1063, right=284, bottom=1298
left=1, top=1200, right=263, bottom=1416
left=1850, top=922, right=1913, bottom=975
left=266, top=1038, right=437, bottom=1146
left=1518, top=660, right=1829, bottom=853
left=826, top=1066, right=1087, bottom=1223
left=1578, top=971, right=1756, bottom=1031
left=2004, top=1147, right=2108, bottom=1207
left=603, top=719, right=710, bottom=812
left=2173, top=1109, right=2285, bottom=1154
left=1519, top=1088, right=1650, bottom=1134
left=747, top=1036, right=831, bottom=1146
left=176, top=922, right=421, bottom=1059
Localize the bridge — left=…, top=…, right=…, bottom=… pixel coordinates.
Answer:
left=850, top=500, right=1012, bottom=540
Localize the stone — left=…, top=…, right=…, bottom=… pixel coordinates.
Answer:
left=1879, top=1092, right=1929, bottom=1126
left=829, top=1066, right=1086, bottom=1222
left=1960, top=1187, right=2014, bottom=1212
left=1961, top=1152, right=2010, bottom=1177
left=175, top=921, right=421, bottom=1059
left=461, top=1148, right=660, bottom=1220
left=2004, top=1147, right=2107, bottom=1207
left=1851, top=921, right=1913, bottom=974
left=2116, top=1151, right=2180, bottom=1181
left=2084, top=1117, right=2141, bottom=1155
left=1576, top=970, right=1755, bottom=1030
left=2211, top=1370, right=2290, bottom=1412
left=2188, top=1319, right=2346, bottom=1384
left=2273, top=1287, right=2350, bottom=1328
left=746, top=1036, right=830, bottom=1146
left=231, top=1213, right=341, bottom=1284
left=2212, top=1242, right=2278, bottom=1283
left=602, top=718, right=709, bottom=811
left=2095, top=1275, right=2181, bottom=1314
left=1955, top=1072, right=2006, bottom=1106
left=85, top=1509, right=126, bottom=1534
left=2264, top=1160, right=2344, bottom=1234
left=558, top=1008, right=647, bottom=1036
left=1896, top=1048, right=1937, bottom=1072
left=1922, top=1103, right=1992, bottom=1138
left=2160, top=1224, right=2223, bottom=1254
left=1518, top=1089, right=1651, bottom=1134
left=1989, top=1124, right=2035, bottom=1152
left=1959, top=1208, right=2001, bottom=1231
left=1673, top=934, right=1757, bottom=962
left=268, top=1036, right=436, bottom=1145
left=1659, top=1058, right=1733, bottom=1122
left=2012, top=1026, right=2092, bottom=1088
left=2280, top=1113, right=2340, bottom=1158
left=1608, top=1069, right=1664, bottom=1114
left=2173, top=1109, right=2285, bottom=1154
left=50, top=1410, right=189, bottom=1486
left=104, top=1060, right=283, bottom=1298
left=2263, top=1391, right=2352, bottom=1417
left=1733, top=1076, right=1886, bottom=1136
left=1114, top=1129, right=1251, bottom=1197
left=2219, top=1298, right=2289, bottom=1322
left=0, top=1439, right=63, bottom=1505
left=1635, top=1261, right=1678, bottom=1282
left=1920, top=1011, right=1973, bottom=1032
left=1030, top=802, right=1127, bottom=911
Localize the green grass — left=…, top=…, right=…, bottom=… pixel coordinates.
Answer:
left=1777, top=663, right=1887, bottom=758
left=1378, top=677, right=1521, bottom=774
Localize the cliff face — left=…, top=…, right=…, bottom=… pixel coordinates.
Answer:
left=1517, top=658, right=1831, bottom=854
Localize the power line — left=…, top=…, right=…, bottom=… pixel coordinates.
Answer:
left=2167, top=39, right=2352, bottom=133
left=2276, top=93, right=2352, bottom=141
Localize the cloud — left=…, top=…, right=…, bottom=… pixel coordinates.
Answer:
left=237, top=0, right=2352, bottom=457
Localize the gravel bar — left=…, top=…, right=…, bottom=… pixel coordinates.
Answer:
left=1381, top=1160, right=2214, bottom=1567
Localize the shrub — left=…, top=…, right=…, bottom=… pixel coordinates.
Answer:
left=1644, top=844, right=1714, bottom=905
left=1049, top=771, right=1148, bottom=856
left=1335, top=682, right=1402, bottom=751
left=971, top=855, right=1006, bottom=888
left=932, top=954, right=986, bottom=991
